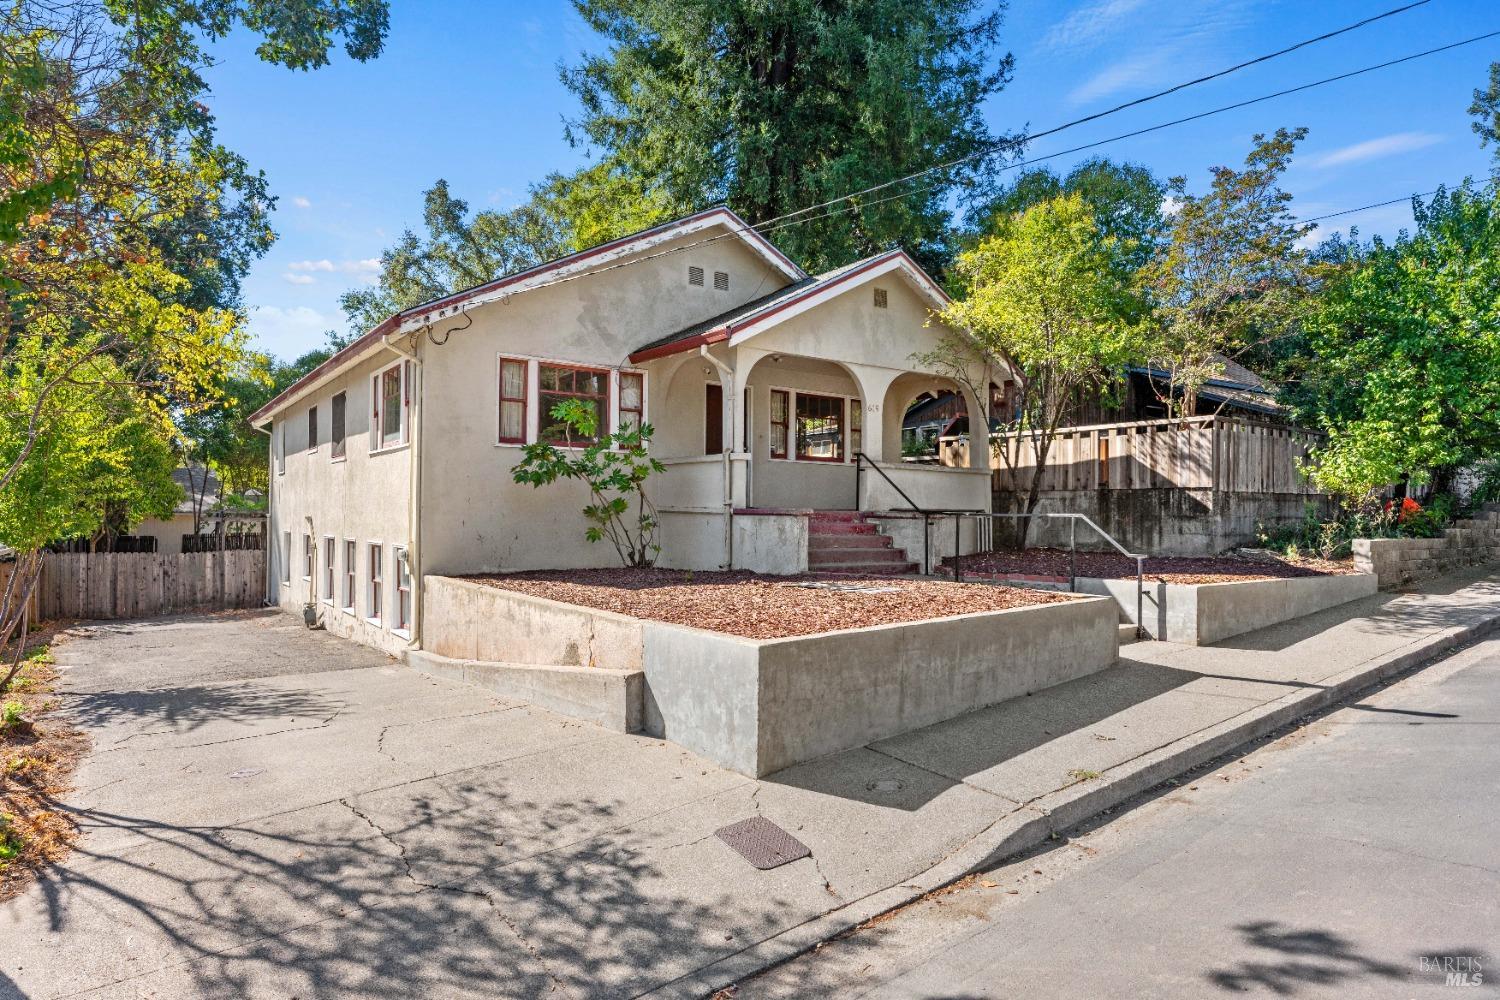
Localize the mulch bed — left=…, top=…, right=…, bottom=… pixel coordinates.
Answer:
left=465, top=568, right=1076, bottom=640
left=946, top=547, right=1358, bottom=585
left=1, top=621, right=87, bottom=903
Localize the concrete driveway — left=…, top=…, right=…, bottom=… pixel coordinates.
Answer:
left=0, top=611, right=899, bottom=999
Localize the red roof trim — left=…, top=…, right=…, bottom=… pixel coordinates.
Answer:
left=250, top=207, right=803, bottom=425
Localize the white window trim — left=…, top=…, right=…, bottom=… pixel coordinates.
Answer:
left=370, top=361, right=411, bottom=455
left=342, top=539, right=357, bottom=615
left=392, top=545, right=411, bottom=639
left=494, top=354, right=646, bottom=450
left=306, top=405, right=319, bottom=454
left=302, top=533, right=314, bottom=581
left=767, top=385, right=861, bottom=465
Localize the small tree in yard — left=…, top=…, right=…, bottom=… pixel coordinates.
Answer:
left=925, top=192, right=1146, bottom=547
left=512, top=401, right=666, bottom=567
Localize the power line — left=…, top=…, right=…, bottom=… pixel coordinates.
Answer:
left=758, top=0, right=1434, bottom=229
left=407, top=13, right=1480, bottom=325
left=759, top=29, right=1500, bottom=237
left=1302, top=190, right=1442, bottom=223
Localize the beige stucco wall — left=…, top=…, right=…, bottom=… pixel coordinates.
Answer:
left=267, top=349, right=414, bottom=656
left=417, top=229, right=788, bottom=576
left=133, top=512, right=196, bottom=555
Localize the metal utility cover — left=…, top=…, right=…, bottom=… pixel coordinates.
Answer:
left=715, top=817, right=811, bottom=870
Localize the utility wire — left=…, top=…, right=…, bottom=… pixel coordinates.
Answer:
left=762, top=0, right=1434, bottom=229
left=1302, top=189, right=1442, bottom=223
left=411, top=14, right=1482, bottom=324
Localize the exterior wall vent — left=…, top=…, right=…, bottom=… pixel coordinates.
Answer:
left=688, top=265, right=705, bottom=286
left=873, top=287, right=889, bottom=309
left=714, top=270, right=729, bottom=291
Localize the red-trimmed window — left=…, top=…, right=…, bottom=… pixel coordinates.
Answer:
left=394, top=547, right=411, bottom=632
left=538, top=363, right=608, bottom=445
left=498, top=357, right=528, bottom=444
left=372, top=362, right=409, bottom=449
left=769, top=389, right=789, bottom=459
left=322, top=536, right=335, bottom=602
left=850, top=398, right=863, bottom=457
left=795, top=392, right=845, bottom=462
left=331, top=392, right=347, bottom=459
left=618, top=372, right=644, bottom=435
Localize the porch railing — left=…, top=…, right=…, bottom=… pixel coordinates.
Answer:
left=853, top=452, right=984, bottom=574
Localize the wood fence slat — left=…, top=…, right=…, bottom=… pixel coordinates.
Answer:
left=28, top=550, right=265, bottom=621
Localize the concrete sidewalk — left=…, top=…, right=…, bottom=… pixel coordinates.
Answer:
left=4, top=569, right=1500, bottom=999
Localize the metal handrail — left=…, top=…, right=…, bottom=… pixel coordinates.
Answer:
left=853, top=452, right=983, bottom=574
left=958, top=512, right=1149, bottom=640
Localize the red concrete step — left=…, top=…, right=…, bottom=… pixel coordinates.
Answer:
left=806, top=510, right=863, bottom=522
left=807, top=521, right=878, bottom=535
left=808, top=533, right=892, bottom=550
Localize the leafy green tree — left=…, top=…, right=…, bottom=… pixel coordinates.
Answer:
left=928, top=193, right=1147, bottom=545
left=1293, top=184, right=1500, bottom=497
left=970, top=158, right=1167, bottom=273
left=511, top=401, right=666, bottom=567
left=561, top=0, right=1016, bottom=274
left=1471, top=61, right=1500, bottom=174
left=1141, top=128, right=1312, bottom=416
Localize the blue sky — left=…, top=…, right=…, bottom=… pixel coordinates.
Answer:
left=199, top=0, right=1500, bottom=361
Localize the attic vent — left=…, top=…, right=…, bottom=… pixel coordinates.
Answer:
left=688, top=265, right=705, bottom=286
left=873, top=287, right=889, bottom=309
left=714, top=270, right=729, bottom=291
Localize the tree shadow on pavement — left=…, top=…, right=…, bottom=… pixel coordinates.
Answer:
left=61, top=683, right=346, bottom=739
left=11, top=782, right=807, bottom=1000
left=1205, top=921, right=1409, bottom=994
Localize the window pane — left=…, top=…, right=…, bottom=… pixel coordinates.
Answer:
left=381, top=369, right=402, bottom=443
left=540, top=393, right=600, bottom=443
left=501, top=360, right=526, bottom=398
left=620, top=373, right=642, bottom=410
left=540, top=365, right=568, bottom=391
left=331, top=393, right=346, bottom=457
left=771, top=390, right=787, bottom=423
left=796, top=393, right=844, bottom=461
left=500, top=400, right=524, bottom=441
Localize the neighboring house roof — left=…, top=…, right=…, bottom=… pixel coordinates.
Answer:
left=1128, top=354, right=1286, bottom=417
left=171, top=465, right=219, bottom=515
left=628, top=248, right=951, bottom=363
left=249, top=206, right=808, bottom=426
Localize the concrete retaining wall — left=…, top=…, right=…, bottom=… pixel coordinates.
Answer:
left=641, top=596, right=1119, bottom=777
left=406, top=649, right=643, bottom=732
left=1354, top=510, right=1500, bottom=589
left=422, top=575, right=643, bottom=670
left=1082, top=572, right=1378, bottom=645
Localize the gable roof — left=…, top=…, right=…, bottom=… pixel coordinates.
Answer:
left=249, top=207, right=807, bottom=426
left=628, top=248, right=950, bottom=363
left=1128, top=354, right=1285, bottom=416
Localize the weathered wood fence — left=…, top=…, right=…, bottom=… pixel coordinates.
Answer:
left=946, top=416, right=1324, bottom=495
left=7, top=550, right=267, bottom=621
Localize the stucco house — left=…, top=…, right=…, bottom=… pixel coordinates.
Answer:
left=250, top=207, right=997, bottom=654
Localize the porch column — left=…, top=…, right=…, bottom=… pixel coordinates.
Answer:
left=845, top=364, right=901, bottom=465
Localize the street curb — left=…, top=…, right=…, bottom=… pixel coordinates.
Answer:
left=649, top=602, right=1500, bottom=999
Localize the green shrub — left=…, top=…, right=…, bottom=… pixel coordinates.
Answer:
left=0, top=813, right=21, bottom=866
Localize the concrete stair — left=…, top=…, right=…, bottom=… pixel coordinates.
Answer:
left=806, top=512, right=919, bottom=576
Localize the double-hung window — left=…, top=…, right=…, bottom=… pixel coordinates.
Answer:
left=342, top=540, right=356, bottom=613
left=618, top=372, right=644, bottom=436
left=302, top=534, right=314, bottom=580
left=769, top=390, right=789, bottom=459
left=330, top=391, right=347, bottom=460
left=367, top=543, right=383, bottom=624
left=795, top=392, right=845, bottom=462
left=850, top=398, right=863, bottom=457
left=307, top=406, right=318, bottom=451
left=371, top=362, right=409, bottom=450
left=393, top=547, right=411, bottom=634
left=498, top=358, right=527, bottom=444
left=322, top=536, right=335, bottom=603
left=538, top=363, right=608, bottom=445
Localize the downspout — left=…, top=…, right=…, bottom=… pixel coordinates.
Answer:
left=700, top=345, right=736, bottom=569
left=382, top=332, right=423, bottom=650
left=254, top=423, right=274, bottom=606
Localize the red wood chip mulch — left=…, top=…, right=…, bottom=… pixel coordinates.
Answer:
left=464, top=568, right=1076, bottom=640
left=945, top=548, right=1359, bottom=585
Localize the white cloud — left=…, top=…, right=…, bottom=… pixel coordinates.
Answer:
left=248, top=305, right=337, bottom=349
left=287, top=259, right=336, bottom=273
left=282, top=272, right=316, bottom=285
left=1160, top=195, right=1183, bottom=217
left=1310, top=132, right=1444, bottom=170
left=292, top=196, right=312, bottom=209
left=346, top=258, right=381, bottom=280
left=1068, top=51, right=1170, bottom=106
left=1043, top=0, right=1151, bottom=52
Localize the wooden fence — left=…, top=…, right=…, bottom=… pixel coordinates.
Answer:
left=14, top=550, right=267, bottom=621
left=962, top=415, right=1323, bottom=495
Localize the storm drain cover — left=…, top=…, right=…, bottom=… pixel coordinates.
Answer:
left=715, top=817, right=811, bottom=870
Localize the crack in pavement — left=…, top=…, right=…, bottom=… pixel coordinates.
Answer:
left=97, top=704, right=350, bottom=754
left=374, top=705, right=524, bottom=763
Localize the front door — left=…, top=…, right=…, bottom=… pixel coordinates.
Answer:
left=705, top=383, right=723, bottom=454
